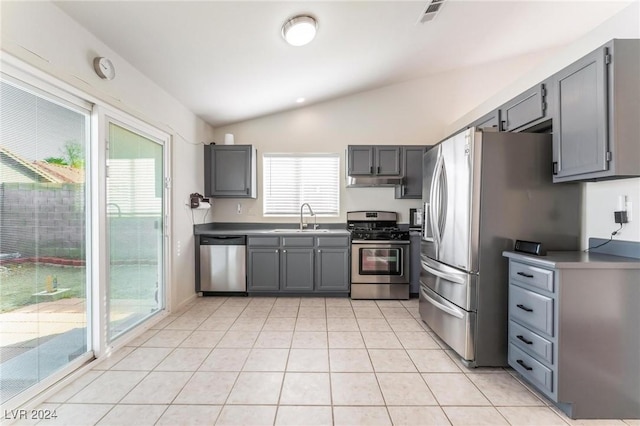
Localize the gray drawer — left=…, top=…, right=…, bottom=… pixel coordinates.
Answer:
left=509, top=343, right=554, bottom=394
left=509, top=284, right=554, bottom=336
left=510, top=261, right=554, bottom=292
left=509, top=320, right=553, bottom=364
left=282, top=236, right=314, bottom=247
left=247, top=236, right=280, bottom=247
left=317, top=236, right=349, bottom=248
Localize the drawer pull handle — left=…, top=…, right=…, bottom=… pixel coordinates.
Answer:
left=517, top=272, right=534, bottom=278
left=516, top=335, right=533, bottom=345
left=516, top=359, right=533, bottom=371
left=516, top=304, right=533, bottom=312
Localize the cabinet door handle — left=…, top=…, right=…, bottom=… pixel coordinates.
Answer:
left=517, top=272, right=534, bottom=278
left=318, top=250, right=322, bottom=253
left=377, top=166, right=381, bottom=174
left=552, top=162, right=558, bottom=175
left=516, top=335, right=533, bottom=345
left=516, top=304, right=533, bottom=312
left=246, top=188, right=250, bottom=194
left=370, top=166, right=373, bottom=174
left=401, top=185, right=406, bottom=196
left=275, top=249, right=279, bottom=253
left=516, top=359, right=533, bottom=371
left=283, top=250, right=287, bottom=253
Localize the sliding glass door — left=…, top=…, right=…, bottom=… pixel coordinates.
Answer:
left=0, top=60, right=171, bottom=407
left=0, top=76, right=92, bottom=403
left=106, top=119, right=166, bottom=342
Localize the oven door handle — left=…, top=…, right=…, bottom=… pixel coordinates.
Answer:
left=420, top=286, right=464, bottom=319
left=421, top=260, right=465, bottom=284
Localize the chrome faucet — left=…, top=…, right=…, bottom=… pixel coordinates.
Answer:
left=300, top=203, right=317, bottom=230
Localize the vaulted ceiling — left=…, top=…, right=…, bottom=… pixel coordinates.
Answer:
left=54, top=1, right=634, bottom=126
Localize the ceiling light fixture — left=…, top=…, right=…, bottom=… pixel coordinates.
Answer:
left=282, top=15, right=317, bottom=46
left=296, top=97, right=306, bottom=103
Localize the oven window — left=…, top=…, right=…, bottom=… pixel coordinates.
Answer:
left=359, top=248, right=403, bottom=275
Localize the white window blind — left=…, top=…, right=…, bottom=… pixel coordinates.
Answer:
left=263, top=153, right=340, bottom=216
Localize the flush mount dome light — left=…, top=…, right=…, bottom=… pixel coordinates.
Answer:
left=282, top=15, right=317, bottom=46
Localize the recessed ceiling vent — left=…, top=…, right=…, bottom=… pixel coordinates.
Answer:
left=418, top=0, right=446, bottom=24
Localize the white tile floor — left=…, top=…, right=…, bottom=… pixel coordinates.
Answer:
left=27, top=296, right=637, bottom=425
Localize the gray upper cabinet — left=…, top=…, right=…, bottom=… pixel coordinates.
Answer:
left=501, top=83, right=548, bottom=132
left=204, top=144, right=257, bottom=198
left=470, top=109, right=501, bottom=130
left=348, top=146, right=375, bottom=175
left=395, top=146, right=428, bottom=199
left=348, top=145, right=401, bottom=176
left=552, top=39, right=640, bottom=182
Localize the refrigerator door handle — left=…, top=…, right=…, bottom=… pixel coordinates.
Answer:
left=437, top=161, right=448, bottom=241
left=421, top=259, right=465, bottom=284
left=431, top=154, right=444, bottom=246
left=420, top=286, right=464, bottom=319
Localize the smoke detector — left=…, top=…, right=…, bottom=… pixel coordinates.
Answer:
left=418, top=0, right=446, bottom=23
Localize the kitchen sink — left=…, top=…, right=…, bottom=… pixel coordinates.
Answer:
left=268, top=229, right=331, bottom=233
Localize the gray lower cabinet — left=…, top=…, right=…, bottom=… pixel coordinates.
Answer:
left=204, top=144, right=257, bottom=198
left=552, top=39, right=640, bottom=182
left=395, top=146, right=428, bottom=199
left=504, top=251, right=640, bottom=419
left=315, top=248, right=349, bottom=292
left=247, top=235, right=349, bottom=294
left=409, top=231, right=421, bottom=295
left=247, top=248, right=280, bottom=291
left=281, top=249, right=315, bottom=291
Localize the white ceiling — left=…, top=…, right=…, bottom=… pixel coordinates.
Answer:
left=54, top=1, right=633, bottom=127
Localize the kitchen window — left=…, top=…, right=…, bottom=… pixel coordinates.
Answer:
left=263, top=153, right=340, bottom=216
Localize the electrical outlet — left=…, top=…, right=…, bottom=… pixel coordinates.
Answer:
left=625, top=201, right=632, bottom=222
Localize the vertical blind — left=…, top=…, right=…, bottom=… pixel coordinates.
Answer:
left=263, top=153, right=340, bottom=216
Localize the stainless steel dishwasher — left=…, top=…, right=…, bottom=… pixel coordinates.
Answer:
left=199, top=235, right=246, bottom=293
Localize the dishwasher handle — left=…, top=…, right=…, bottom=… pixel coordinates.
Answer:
left=200, top=236, right=246, bottom=245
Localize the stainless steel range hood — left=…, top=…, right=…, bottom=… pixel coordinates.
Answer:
left=346, top=176, right=404, bottom=187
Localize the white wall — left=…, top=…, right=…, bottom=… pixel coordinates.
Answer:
left=214, top=2, right=640, bottom=247
left=449, top=2, right=640, bottom=247
left=1, top=1, right=215, bottom=310
left=211, top=49, right=558, bottom=224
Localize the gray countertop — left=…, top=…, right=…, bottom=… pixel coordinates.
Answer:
left=503, top=250, right=640, bottom=269
left=194, top=222, right=350, bottom=236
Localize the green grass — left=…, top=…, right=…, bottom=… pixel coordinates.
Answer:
left=0, top=263, right=159, bottom=313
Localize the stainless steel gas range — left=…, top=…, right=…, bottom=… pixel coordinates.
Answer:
left=347, top=211, right=410, bottom=300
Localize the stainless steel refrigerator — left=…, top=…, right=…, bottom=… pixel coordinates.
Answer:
left=419, top=127, right=581, bottom=367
